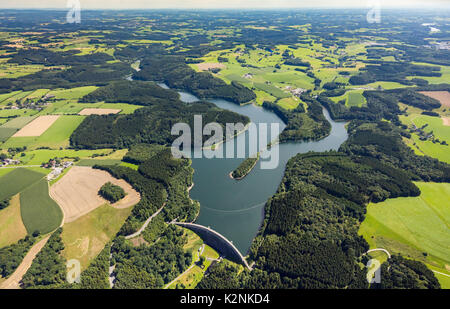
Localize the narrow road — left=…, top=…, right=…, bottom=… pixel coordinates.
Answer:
left=367, top=248, right=391, bottom=259
left=124, top=203, right=166, bottom=240
left=432, top=270, right=450, bottom=278
left=0, top=235, right=50, bottom=289
left=164, top=245, right=205, bottom=289
left=0, top=165, right=41, bottom=169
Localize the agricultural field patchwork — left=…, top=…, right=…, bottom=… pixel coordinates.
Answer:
left=0, top=168, right=45, bottom=202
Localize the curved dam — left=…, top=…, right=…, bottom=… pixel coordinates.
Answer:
left=172, top=222, right=251, bottom=270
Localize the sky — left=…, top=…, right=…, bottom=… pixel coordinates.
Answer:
left=0, top=0, right=448, bottom=9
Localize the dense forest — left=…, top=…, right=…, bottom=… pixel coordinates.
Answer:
left=198, top=119, right=449, bottom=289
left=99, top=182, right=127, bottom=203
left=231, top=154, right=259, bottom=180
left=263, top=94, right=331, bottom=142
left=71, top=80, right=250, bottom=149
left=372, top=255, right=441, bottom=289
left=0, top=235, right=37, bottom=279
left=22, top=229, right=66, bottom=289
left=134, top=56, right=256, bottom=104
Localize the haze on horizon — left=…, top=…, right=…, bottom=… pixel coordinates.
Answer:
left=0, top=0, right=448, bottom=9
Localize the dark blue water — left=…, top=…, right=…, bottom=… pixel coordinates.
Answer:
left=163, top=84, right=349, bottom=254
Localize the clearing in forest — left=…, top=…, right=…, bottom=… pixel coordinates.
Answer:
left=49, top=166, right=140, bottom=223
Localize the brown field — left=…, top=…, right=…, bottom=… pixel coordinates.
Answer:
left=78, top=108, right=121, bottom=115
left=12, top=115, right=60, bottom=137
left=419, top=91, right=450, bottom=108
left=443, top=117, right=450, bottom=127
left=196, top=62, right=226, bottom=71
left=0, top=195, right=27, bottom=249
left=49, top=166, right=140, bottom=223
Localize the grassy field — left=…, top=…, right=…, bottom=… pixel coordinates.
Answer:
left=0, top=168, right=45, bottom=201
left=47, top=86, right=98, bottom=100
left=30, top=115, right=85, bottom=149
left=400, top=113, right=450, bottom=164
left=61, top=203, right=132, bottom=270
left=166, top=229, right=220, bottom=289
left=15, top=148, right=113, bottom=165
left=359, top=182, right=450, bottom=286
left=0, top=194, right=27, bottom=249
left=2, top=115, right=85, bottom=149
left=331, top=89, right=366, bottom=107
left=20, top=179, right=63, bottom=234
left=0, top=116, right=36, bottom=143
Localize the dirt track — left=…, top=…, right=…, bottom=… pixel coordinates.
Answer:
left=419, top=91, right=450, bottom=108
left=12, top=115, right=59, bottom=137
left=0, top=235, right=50, bottom=289
left=79, top=108, right=121, bottom=115
left=49, top=166, right=140, bottom=223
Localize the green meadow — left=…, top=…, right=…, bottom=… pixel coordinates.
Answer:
left=359, top=182, right=450, bottom=285
left=20, top=179, right=63, bottom=234
left=400, top=113, right=450, bottom=164
left=0, top=168, right=45, bottom=201
left=2, top=115, right=85, bottom=150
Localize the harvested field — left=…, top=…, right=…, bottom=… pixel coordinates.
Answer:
left=79, top=108, right=121, bottom=115
left=50, top=166, right=140, bottom=223
left=12, top=115, right=60, bottom=137
left=443, top=117, right=450, bottom=127
left=419, top=91, right=450, bottom=107
left=0, top=195, right=27, bottom=249
left=196, top=62, right=226, bottom=71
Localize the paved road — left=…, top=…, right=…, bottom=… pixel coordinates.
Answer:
left=367, top=248, right=392, bottom=259
left=0, top=165, right=41, bottom=169
left=164, top=245, right=205, bottom=289
left=0, top=236, right=50, bottom=289
left=432, top=270, right=450, bottom=278
left=124, top=203, right=166, bottom=240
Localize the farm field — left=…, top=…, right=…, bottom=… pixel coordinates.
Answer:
left=20, top=179, right=63, bottom=234
left=419, top=91, right=450, bottom=108
left=14, top=148, right=113, bottom=166
left=331, top=89, right=366, bottom=107
left=49, top=166, right=140, bottom=223
left=0, top=195, right=27, bottom=249
left=79, top=108, right=121, bottom=115
left=359, top=182, right=450, bottom=285
left=12, top=115, right=60, bottom=137
left=0, top=168, right=45, bottom=201
left=400, top=113, right=450, bottom=164
left=47, top=86, right=98, bottom=100
left=3, top=115, right=85, bottom=149
left=61, top=203, right=132, bottom=270
left=0, top=116, right=36, bottom=143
